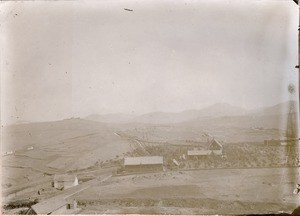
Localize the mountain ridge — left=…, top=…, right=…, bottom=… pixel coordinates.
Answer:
left=85, top=100, right=297, bottom=124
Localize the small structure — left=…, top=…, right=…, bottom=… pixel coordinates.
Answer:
left=3, top=151, right=13, bottom=156
left=187, top=149, right=211, bottom=159
left=27, top=146, right=34, bottom=151
left=124, top=156, right=163, bottom=172
left=27, top=196, right=79, bottom=215
left=53, top=174, right=78, bottom=190
left=66, top=198, right=78, bottom=210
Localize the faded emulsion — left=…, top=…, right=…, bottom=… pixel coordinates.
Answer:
left=0, top=1, right=299, bottom=215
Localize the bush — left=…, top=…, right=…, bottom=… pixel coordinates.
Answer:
left=4, top=199, right=38, bottom=210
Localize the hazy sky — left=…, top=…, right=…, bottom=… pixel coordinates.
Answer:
left=1, top=0, right=298, bottom=124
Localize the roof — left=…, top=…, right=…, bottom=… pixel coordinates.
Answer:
left=54, top=174, right=77, bottom=182
left=124, top=156, right=163, bottom=166
left=209, top=139, right=222, bottom=149
left=187, top=150, right=211, bottom=156
left=31, top=195, right=67, bottom=214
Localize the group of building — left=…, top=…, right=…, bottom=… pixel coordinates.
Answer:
left=26, top=174, right=80, bottom=214
left=123, top=138, right=223, bottom=172
left=26, top=138, right=223, bottom=214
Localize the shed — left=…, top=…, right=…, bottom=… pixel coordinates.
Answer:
left=124, top=156, right=163, bottom=172
left=27, top=146, right=34, bottom=151
left=66, top=198, right=78, bottom=210
left=53, top=174, right=78, bottom=190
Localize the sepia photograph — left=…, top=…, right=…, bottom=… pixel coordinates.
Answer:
left=1, top=0, right=300, bottom=215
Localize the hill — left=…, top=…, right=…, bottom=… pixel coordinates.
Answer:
left=2, top=118, right=131, bottom=188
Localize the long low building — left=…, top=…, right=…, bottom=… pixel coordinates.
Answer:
left=26, top=196, right=79, bottom=215
left=124, top=156, right=163, bottom=172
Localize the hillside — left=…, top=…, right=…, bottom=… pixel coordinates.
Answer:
left=2, top=118, right=131, bottom=188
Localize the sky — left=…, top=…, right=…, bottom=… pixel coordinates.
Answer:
left=1, top=0, right=299, bottom=125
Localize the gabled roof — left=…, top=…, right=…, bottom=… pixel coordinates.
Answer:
left=209, top=138, right=222, bottom=149
left=31, top=195, right=66, bottom=215
left=124, top=156, right=163, bottom=166
left=54, top=174, right=77, bottom=182
left=187, top=150, right=211, bottom=156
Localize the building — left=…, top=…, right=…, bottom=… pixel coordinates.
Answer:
left=26, top=196, right=79, bottom=215
left=66, top=198, right=78, bottom=210
left=209, top=138, right=223, bottom=150
left=264, top=139, right=281, bottom=145
left=209, top=138, right=223, bottom=155
left=53, top=174, right=78, bottom=190
left=264, top=138, right=299, bottom=146
left=27, top=146, right=34, bottom=150
left=27, top=196, right=67, bottom=215
left=187, top=149, right=211, bottom=159
left=211, top=149, right=222, bottom=155
left=3, top=151, right=13, bottom=156
left=124, top=156, right=163, bottom=172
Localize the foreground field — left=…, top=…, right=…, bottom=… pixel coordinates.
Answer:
left=76, top=167, right=300, bottom=215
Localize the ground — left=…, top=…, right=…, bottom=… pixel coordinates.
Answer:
left=76, top=167, right=299, bottom=215
left=1, top=117, right=299, bottom=214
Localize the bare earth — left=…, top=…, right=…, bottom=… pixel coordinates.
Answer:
left=77, top=167, right=299, bottom=215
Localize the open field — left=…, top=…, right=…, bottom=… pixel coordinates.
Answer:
left=118, top=123, right=284, bottom=144
left=76, top=167, right=300, bottom=214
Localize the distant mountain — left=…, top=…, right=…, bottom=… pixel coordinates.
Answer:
left=178, top=113, right=289, bottom=130
left=135, top=103, right=248, bottom=124
left=86, top=113, right=135, bottom=123
left=250, top=100, right=298, bottom=116
left=85, top=101, right=297, bottom=125
left=195, top=103, right=247, bottom=117
left=175, top=101, right=298, bottom=130
left=86, top=103, right=248, bottom=124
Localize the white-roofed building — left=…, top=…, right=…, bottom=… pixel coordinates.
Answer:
left=53, top=174, right=78, bottom=190
left=124, top=156, right=163, bottom=172
left=27, top=196, right=79, bottom=215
